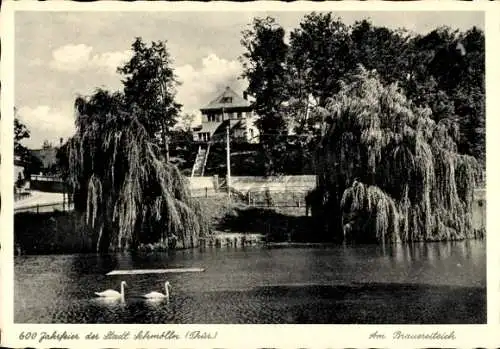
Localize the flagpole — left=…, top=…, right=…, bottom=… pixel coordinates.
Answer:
left=225, top=108, right=231, bottom=199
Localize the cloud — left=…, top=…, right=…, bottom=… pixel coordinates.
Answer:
left=50, top=44, right=133, bottom=74
left=50, top=44, right=93, bottom=72
left=46, top=50, right=247, bottom=127
left=17, top=105, right=76, bottom=149
left=175, top=53, right=248, bottom=125
left=89, top=50, right=133, bottom=74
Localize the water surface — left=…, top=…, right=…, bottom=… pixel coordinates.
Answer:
left=15, top=240, right=486, bottom=323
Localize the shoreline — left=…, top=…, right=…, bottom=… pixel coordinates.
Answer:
left=14, top=236, right=486, bottom=257
left=13, top=196, right=485, bottom=255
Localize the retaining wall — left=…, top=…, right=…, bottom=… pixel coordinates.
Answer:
left=187, top=175, right=317, bottom=194
left=230, top=175, right=316, bottom=193
left=187, top=176, right=217, bottom=190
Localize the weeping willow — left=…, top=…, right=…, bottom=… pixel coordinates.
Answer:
left=315, top=66, right=482, bottom=243
left=68, top=90, right=208, bottom=252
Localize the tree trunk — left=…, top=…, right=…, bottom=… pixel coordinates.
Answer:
left=165, top=137, right=170, bottom=162
left=164, top=124, right=170, bottom=162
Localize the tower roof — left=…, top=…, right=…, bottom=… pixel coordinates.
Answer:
left=200, top=86, right=250, bottom=111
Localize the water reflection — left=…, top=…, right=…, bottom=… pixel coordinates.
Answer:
left=144, top=298, right=169, bottom=310
left=15, top=240, right=485, bottom=324
left=92, top=297, right=126, bottom=308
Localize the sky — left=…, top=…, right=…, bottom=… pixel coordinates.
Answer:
left=14, top=10, right=483, bottom=148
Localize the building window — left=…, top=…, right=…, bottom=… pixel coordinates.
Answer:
left=221, top=97, right=232, bottom=104
left=250, top=129, right=254, bottom=139
left=237, top=112, right=242, bottom=119
left=199, top=132, right=210, bottom=142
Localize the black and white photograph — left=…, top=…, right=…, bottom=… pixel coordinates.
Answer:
left=4, top=2, right=488, bottom=336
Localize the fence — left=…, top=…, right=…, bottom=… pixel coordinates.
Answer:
left=190, top=187, right=219, bottom=198
left=30, top=177, right=67, bottom=193
left=246, top=186, right=311, bottom=208
left=30, top=175, right=64, bottom=182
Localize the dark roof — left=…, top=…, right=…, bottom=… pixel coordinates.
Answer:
left=14, top=155, right=25, bottom=167
left=195, top=119, right=246, bottom=141
left=200, top=86, right=251, bottom=111
left=195, top=121, right=224, bottom=136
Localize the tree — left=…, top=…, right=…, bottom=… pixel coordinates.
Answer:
left=241, top=17, right=290, bottom=174
left=69, top=89, right=208, bottom=253
left=23, top=153, right=43, bottom=179
left=315, top=67, right=481, bottom=243
left=454, top=27, right=485, bottom=166
left=282, top=15, right=484, bottom=174
left=42, top=140, right=53, bottom=149
left=14, top=108, right=41, bottom=178
left=56, top=140, right=70, bottom=181
left=400, top=26, right=485, bottom=166
left=350, top=20, right=411, bottom=85
left=14, top=109, right=30, bottom=155
left=117, top=37, right=182, bottom=160
left=176, top=112, right=196, bottom=132
left=289, top=13, right=353, bottom=107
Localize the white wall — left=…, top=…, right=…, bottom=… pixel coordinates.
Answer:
left=186, top=175, right=317, bottom=193
left=14, top=165, right=24, bottom=181
left=187, top=176, right=216, bottom=190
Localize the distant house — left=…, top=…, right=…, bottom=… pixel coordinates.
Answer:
left=193, top=86, right=259, bottom=144
left=14, top=155, right=26, bottom=183
left=30, top=139, right=62, bottom=174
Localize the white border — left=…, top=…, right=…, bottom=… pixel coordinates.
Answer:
left=1, top=1, right=499, bottom=348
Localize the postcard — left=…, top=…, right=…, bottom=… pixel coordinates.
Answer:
left=1, top=1, right=498, bottom=348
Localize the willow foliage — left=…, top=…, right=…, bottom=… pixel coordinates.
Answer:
left=315, top=66, right=481, bottom=243
left=69, top=90, right=208, bottom=252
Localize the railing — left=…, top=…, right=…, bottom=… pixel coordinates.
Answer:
left=246, top=186, right=311, bottom=208
left=31, top=175, right=64, bottom=182
left=201, top=143, right=211, bottom=176
left=191, top=146, right=201, bottom=177
left=191, top=146, right=208, bottom=177
left=14, top=201, right=74, bottom=214
left=190, top=187, right=223, bottom=198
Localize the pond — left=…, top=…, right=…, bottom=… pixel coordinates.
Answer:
left=14, top=240, right=485, bottom=324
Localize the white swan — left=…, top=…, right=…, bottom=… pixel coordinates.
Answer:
left=95, top=281, right=127, bottom=300
left=143, top=281, right=171, bottom=300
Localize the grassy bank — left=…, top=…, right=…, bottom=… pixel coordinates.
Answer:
left=196, top=195, right=328, bottom=242
left=13, top=194, right=322, bottom=254
left=14, top=211, right=96, bottom=254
